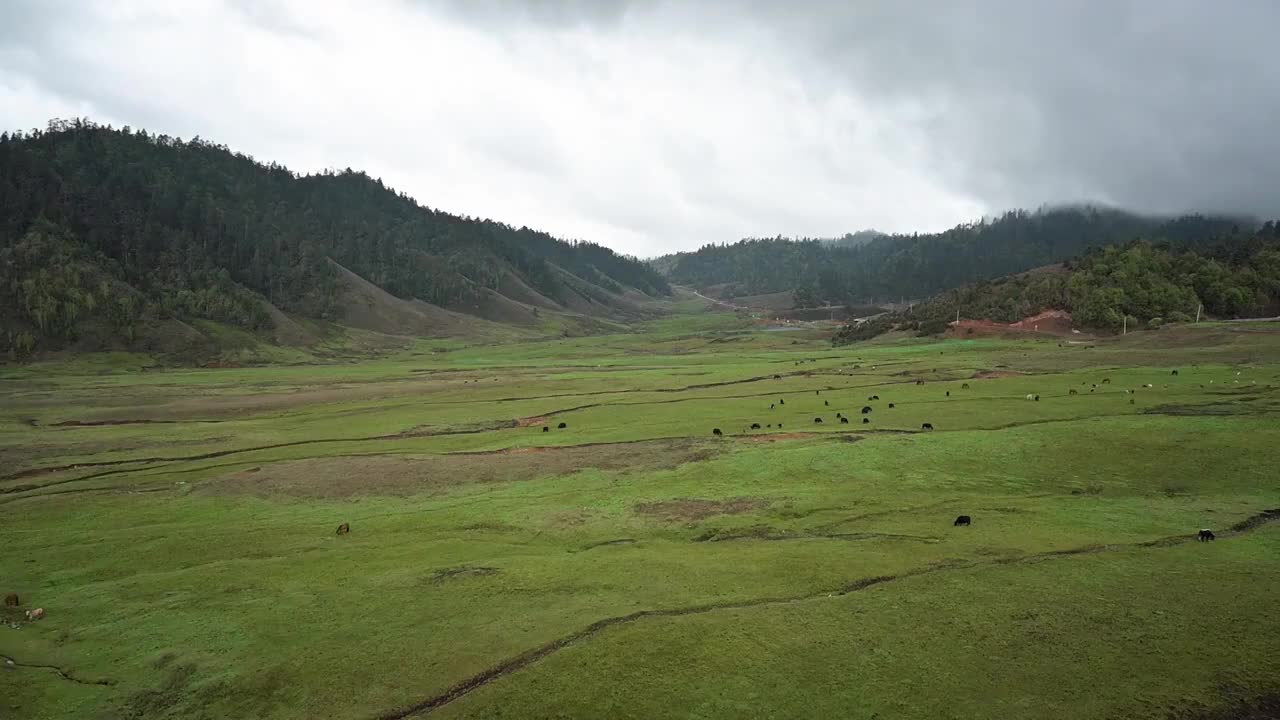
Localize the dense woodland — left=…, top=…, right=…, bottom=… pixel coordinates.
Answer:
left=661, top=208, right=1246, bottom=304
left=5, top=119, right=1275, bottom=359
left=0, top=119, right=669, bottom=354
left=832, top=223, right=1280, bottom=344
left=820, top=229, right=887, bottom=248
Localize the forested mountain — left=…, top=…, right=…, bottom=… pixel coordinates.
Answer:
left=821, top=229, right=887, bottom=248
left=0, top=119, right=669, bottom=356
left=832, top=222, right=1280, bottom=344
left=660, top=207, right=1248, bottom=303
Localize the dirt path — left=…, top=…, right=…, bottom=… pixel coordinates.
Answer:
left=687, top=288, right=749, bottom=311
left=371, top=509, right=1280, bottom=719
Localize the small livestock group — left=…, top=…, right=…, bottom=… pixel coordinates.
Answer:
left=700, top=366, right=1207, bottom=458
left=718, top=391, right=912, bottom=435
left=2, top=593, right=45, bottom=623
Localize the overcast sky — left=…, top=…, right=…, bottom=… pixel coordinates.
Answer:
left=3, top=1, right=1278, bottom=256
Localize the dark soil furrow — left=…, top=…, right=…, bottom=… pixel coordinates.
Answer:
left=6, top=400, right=1262, bottom=501
left=384, top=369, right=842, bottom=408
left=373, top=509, right=1280, bottom=719
left=695, top=529, right=942, bottom=544
left=443, top=432, right=881, bottom=458
left=0, top=655, right=115, bottom=687
left=47, top=418, right=227, bottom=427
left=0, top=422, right=519, bottom=486
left=813, top=498, right=968, bottom=532
left=0, top=431, right=867, bottom=504
left=574, top=538, right=636, bottom=551
left=516, top=380, right=918, bottom=421
left=338, top=373, right=925, bottom=421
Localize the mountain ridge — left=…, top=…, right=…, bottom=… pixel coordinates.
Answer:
left=654, top=207, right=1252, bottom=305
left=832, top=223, right=1280, bottom=344
left=0, top=119, right=670, bottom=359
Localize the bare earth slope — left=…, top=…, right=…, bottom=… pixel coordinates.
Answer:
left=330, top=260, right=485, bottom=337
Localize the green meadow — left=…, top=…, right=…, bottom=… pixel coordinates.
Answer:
left=2, top=315, right=1279, bottom=719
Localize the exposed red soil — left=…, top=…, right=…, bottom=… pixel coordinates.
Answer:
left=948, top=309, right=1078, bottom=338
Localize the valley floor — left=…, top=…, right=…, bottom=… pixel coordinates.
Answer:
left=2, top=313, right=1279, bottom=719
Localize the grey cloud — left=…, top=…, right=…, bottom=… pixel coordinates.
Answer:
left=225, top=0, right=328, bottom=40
left=438, top=0, right=1280, bottom=220
left=417, top=0, right=641, bottom=29
left=1, top=0, right=1277, bottom=258
left=772, top=1, right=1280, bottom=218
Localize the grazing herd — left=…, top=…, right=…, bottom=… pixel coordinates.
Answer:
left=687, top=364, right=1214, bottom=540
left=2, top=363, right=1228, bottom=632
left=691, top=366, right=1211, bottom=539
left=703, top=381, right=947, bottom=436
left=541, top=366, right=1194, bottom=443
left=715, top=386, right=928, bottom=436
left=708, top=385, right=919, bottom=436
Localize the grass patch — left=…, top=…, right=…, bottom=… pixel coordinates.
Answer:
left=2, top=320, right=1279, bottom=719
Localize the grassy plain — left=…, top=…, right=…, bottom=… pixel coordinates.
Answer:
left=2, top=313, right=1279, bottom=719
